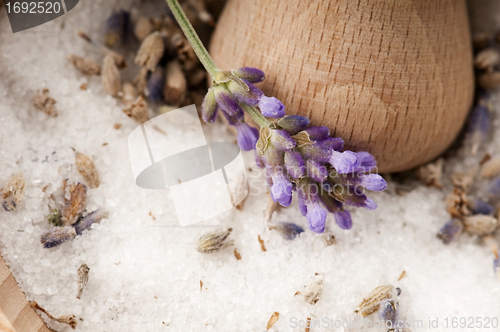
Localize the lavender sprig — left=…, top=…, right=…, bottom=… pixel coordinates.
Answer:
left=164, top=0, right=387, bottom=233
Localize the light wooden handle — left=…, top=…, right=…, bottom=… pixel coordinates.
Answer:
left=0, top=253, right=51, bottom=332
left=210, top=0, right=474, bottom=173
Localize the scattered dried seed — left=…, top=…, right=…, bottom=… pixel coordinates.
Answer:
left=31, top=301, right=77, bottom=329
left=48, top=209, right=62, bottom=227
left=415, top=158, right=443, bottom=189
left=474, top=48, right=500, bottom=69
left=200, top=280, right=203, bottom=292
left=437, top=219, right=463, bottom=244
left=463, top=215, right=498, bottom=236
left=134, top=17, right=155, bottom=41
left=269, top=222, right=304, bottom=240
left=481, top=156, right=500, bottom=178
left=450, top=169, right=477, bottom=191
left=74, top=151, right=100, bottom=189
left=446, top=188, right=470, bottom=218
left=1, top=173, right=25, bottom=211
left=233, top=248, right=241, bottom=260
left=80, top=83, right=88, bottom=90
left=478, top=71, right=500, bottom=89
left=135, top=31, right=164, bottom=71
left=323, top=233, right=336, bottom=246
left=397, top=270, right=407, bottom=281
left=258, top=234, right=267, bottom=252
left=164, top=60, right=187, bottom=106
left=76, top=263, right=90, bottom=299
left=354, top=284, right=396, bottom=317
left=114, top=123, right=122, bottom=130
left=61, top=180, right=87, bottom=226
left=305, top=317, right=311, bottom=332
left=102, top=54, right=121, bottom=97
left=303, top=274, right=323, bottom=305
left=134, top=67, right=149, bottom=94
left=294, top=291, right=301, bottom=296
left=73, top=209, right=109, bottom=235
left=149, top=212, right=156, bottom=220
left=266, top=312, right=280, bottom=330
left=122, top=96, right=149, bottom=123
left=196, top=228, right=233, bottom=253
left=40, top=226, right=76, bottom=249
left=33, top=89, right=57, bottom=117
left=67, top=54, right=101, bottom=75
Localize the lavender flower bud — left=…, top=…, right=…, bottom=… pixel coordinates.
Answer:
left=302, top=126, right=330, bottom=141
left=270, top=129, right=296, bottom=151
left=202, top=88, right=218, bottom=123
left=277, top=115, right=310, bottom=134
left=330, top=150, right=358, bottom=174
left=214, top=85, right=243, bottom=116
left=334, top=209, right=352, bottom=230
left=235, top=123, right=259, bottom=151
left=40, top=227, right=76, bottom=249
left=343, top=190, right=378, bottom=210
left=270, top=171, right=293, bottom=207
left=298, top=189, right=308, bottom=216
left=104, top=10, right=130, bottom=47
left=269, top=222, right=304, bottom=240
left=318, top=190, right=343, bottom=213
left=437, top=219, right=463, bottom=244
left=147, top=67, right=164, bottom=102
left=359, top=174, right=387, bottom=192
left=226, top=79, right=262, bottom=106
left=321, top=137, right=344, bottom=151
left=307, top=160, right=328, bottom=182
left=258, top=96, right=285, bottom=118
left=135, top=31, right=165, bottom=72
left=470, top=198, right=494, bottom=215
left=467, top=103, right=490, bottom=155
left=255, top=150, right=265, bottom=168
left=74, top=209, right=109, bottom=235
left=284, top=150, right=305, bottom=179
left=232, top=67, right=265, bottom=83
left=298, top=142, right=333, bottom=163
left=306, top=201, right=327, bottom=233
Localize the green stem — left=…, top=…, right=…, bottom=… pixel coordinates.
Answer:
left=164, top=0, right=218, bottom=79
left=241, top=104, right=272, bottom=128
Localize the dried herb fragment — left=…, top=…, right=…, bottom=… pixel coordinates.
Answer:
left=61, top=180, right=87, bottom=226
left=303, top=274, right=323, bottom=305
left=258, top=234, right=267, bottom=252
left=135, top=31, right=164, bottom=71
left=102, top=54, right=121, bottom=97
left=40, top=227, right=76, bottom=249
left=33, top=89, right=57, bottom=117
left=196, top=228, right=233, bottom=253
left=354, top=284, right=396, bottom=317
left=31, top=301, right=77, bottom=329
left=233, top=248, right=241, bottom=260
left=1, top=173, right=25, bottom=211
left=67, top=54, right=101, bottom=75
left=73, top=209, right=109, bottom=235
left=74, top=151, right=100, bottom=189
left=76, top=263, right=90, bottom=299
left=266, top=311, right=280, bottom=330
left=122, top=96, right=149, bottom=123
left=48, top=209, right=62, bottom=227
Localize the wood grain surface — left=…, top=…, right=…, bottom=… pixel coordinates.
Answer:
left=210, top=0, right=474, bottom=173
left=0, top=254, right=51, bottom=332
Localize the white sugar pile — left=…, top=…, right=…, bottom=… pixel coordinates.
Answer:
left=1, top=1, right=500, bottom=331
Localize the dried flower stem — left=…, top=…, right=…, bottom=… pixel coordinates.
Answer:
left=164, top=0, right=272, bottom=128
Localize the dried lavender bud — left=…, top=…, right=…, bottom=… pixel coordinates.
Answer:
left=226, top=79, right=262, bottom=106
left=134, top=67, right=149, bottom=94
left=214, top=85, right=242, bottom=116
left=202, top=88, right=218, bottom=123
left=232, top=67, right=265, bottom=84
left=463, top=215, right=498, bottom=235
left=466, top=102, right=491, bottom=155
left=74, top=209, right=109, bottom=235
left=284, top=150, right=305, bottom=179
left=61, top=181, right=87, bottom=226
left=40, top=227, right=76, bottom=248
left=48, top=209, right=63, bottom=227
left=135, top=31, right=164, bottom=71
left=354, top=285, right=396, bottom=317
left=1, top=173, right=25, bottom=211
left=76, top=263, right=90, bottom=299
left=67, top=54, right=101, bottom=75
left=134, top=17, right=155, bottom=41
left=33, top=89, right=57, bottom=117
left=474, top=48, right=500, bottom=69
left=102, top=54, right=121, bottom=97
left=104, top=10, right=130, bottom=47
left=276, top=115, right=310, bottom=135
left=437, top=219, right=463, bottom=244
left=147, top=66, right=165, bottom=102
left=379, top=299, right=398, bottom=328
left=478, top=71, right=500, bottom=89
left=415, top=158, right=443, bottom=188
left=469, top=198, right=494, bottom=215
left=196, top=228, right=234, bottom=253
left=122, top=96, right=149, bottom=123
left=122, top=82, right=138, bottom=104
left=446, top=188, right=470, bottom=218
left=303, top=274, right=323, bottom=305
left=450, top=169, right=477, bottom=191
left=164, top=60, right=187, bottom=106
left=269, top=222, right=304, bottom=240
left=266, top=311, right=280, bottom=330
left=481, top=156, right=500, bottom=178
left=75, top=151, right=100, bottom=189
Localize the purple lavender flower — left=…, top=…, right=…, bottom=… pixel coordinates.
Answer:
left=269, top=222, right=304, bottom=240
left=306, top=201, right=327, bottom=233
left=232, top=67, right=265, bottom=83
left=235, top=123, right=259, bottom=151
left=270, top=171, right=293, bottom=207
left=258, top=96, right=285, bottom=118
left=466, top=102, right=491, bottom=155
left=277, top=115, right=310, bottom=134
left=333, top=210, right=352, bottom=230
left=437, top=219, right=463, bottom=244
left=104, top=10, right=131, bottom=47
left=147, top=67, right=164, bottom=102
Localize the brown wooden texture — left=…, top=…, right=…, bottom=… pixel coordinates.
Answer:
left=210, top=0, right=474, bottom=173
left=0, top=254, right=51, bottom=332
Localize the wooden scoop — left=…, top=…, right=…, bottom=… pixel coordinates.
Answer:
left=210, top=0, right=474, bottom=173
